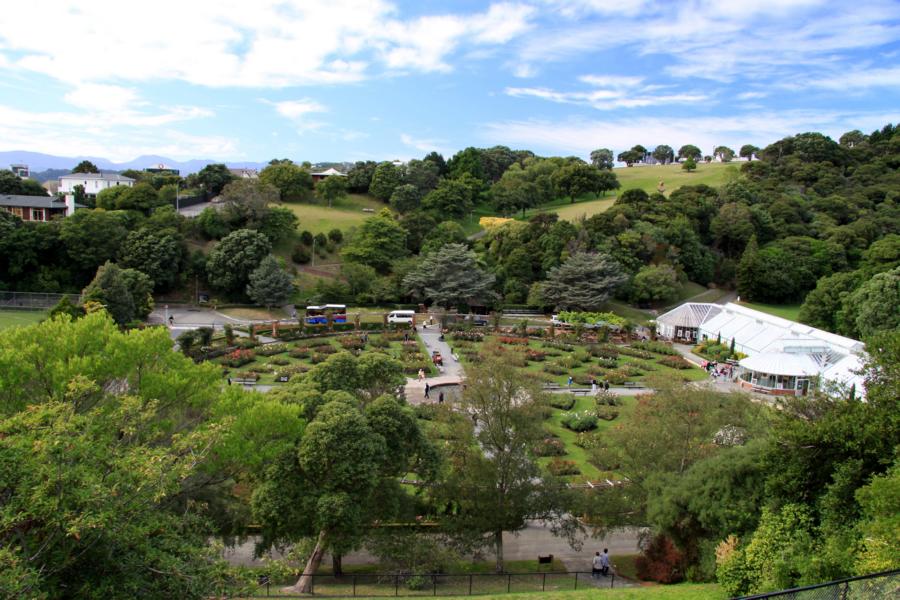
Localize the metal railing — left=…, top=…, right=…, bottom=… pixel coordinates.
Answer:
left=0, top=291, right=82, bottom=310
left=736, top=568, right=899, bottom=599
left=239, top=571, right=617, bottom=598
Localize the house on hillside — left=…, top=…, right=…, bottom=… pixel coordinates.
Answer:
left=658, top=302, right=865, bottom=398
left=10, top=164, right=29, bottom=178
left=145, top=163, right=180, bottom=176
left=229, top=167, right=259, bottom=179
left=59, top=172, right=134, bottom=215
left=310, top=167, right=347, bottom=183
left=0, top=194, right=85, bottom=221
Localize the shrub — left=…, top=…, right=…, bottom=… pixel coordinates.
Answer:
left=589, top=344, right=619, bottom=359
left=604, top=369, right=629, bottom=385
left=309, top=352, right=328, bottom=364
left=534, top=438, right=567, bottom=457
left=274, top=364, right=308, bottom=380
left=525, top=349, right=547, bottom=362
left=596, top=357, right=618, bottom=369
left=617, top=346, right=654, bottom=359
left=414, top=404, right=438, bottom=421
left=257, top=343, right=289, bottom=356
left=233, top=370, right=260, bottom=381
left=572, top=348, right=591, bottom=363
left=339, top=336, right=366, bottom=351
left=561, top=411, right=598, bottom=432
left=636, top=535, right=686, bottom=584
left=403, top=360, right=431, bottom=375
left=574, top=432, right=602, bottom=450
left=300, top=230, right=314, bottom=245
left=223, top=349, right=255, bottom=368
left=451, top=330, right=485, bottom=342
left=290, top=347, right=310, bottom=359
left=314, top=232, right=328, bottom=247
left=312, top=344, right=337, bottom=355
left=235, top=337, right=259, bottom=349
left=549, top=395, right=576, bottom=410
left=328, top=228, right=344, bottom=244
left=631, top=340, right=680, bottom=356
left=659, top=355, right=693, bottom=369
left=369, top=335, right=390, bottom=348
left=547, top=459, right=580, bottom=476
left=543, top=363, right=567, bottom=376
left=291, top=244, right=311, bottom=264
left=542, top=340, right=574, bottom=352
left=594, top=390, right=620, bottom=406
left=266, top=357, right=290, bottom=366
left=595, top=405, right=619, bottom=421
left=497, top=336, right=528, bottom=345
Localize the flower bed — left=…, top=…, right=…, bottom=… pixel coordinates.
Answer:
left=266, top=356, right=291, bottom=366
left=289, top=347, right=310, bottom=359
left=617, top=346, right=654, bottom=359
left=594, top=390, right=620, bottom=406
left=549, top=395, right=576, bottom=410
left=589, top=344, right=619, bottom=359
left=658, top=355, right=693, bottom=369
left=561, top=411, right=599, bottom=432
left=631, top=341, right=680, bottom=356
left=547, top=458, right=581, bottom=476
left=525, top=349, right=547, bottom=362
left=233, top=370, right=260, bottom=381
left=497, top=336, right=528, bottom=345
left=339, top=336, right=366, bottom=351
left=595, top=405, right=619, bottom=421
left=257, top=343, right=289, bottom=356
left=534, top=438, right=567, bottom=457
left=595, top=357, right=618, bottom=369
left=223, top=349, right=255, bottom=368
left=274, top=364, right=308, bottom=381
left=450, top=330, right=485, bottom=342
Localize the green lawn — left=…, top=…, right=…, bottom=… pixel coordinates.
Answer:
left=0, top=310, right=47, bottom=329
left=435, top=583, right=725, bottom=600
left=615, top=162, right=739, bottom=196
left=736, top=301, right=802, bottom=321
left=522, top=195, right=617, bottom=222
left=280, top=193, right=386, bottom=234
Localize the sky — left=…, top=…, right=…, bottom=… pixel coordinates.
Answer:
left=1, top=0, right=899, bottom=164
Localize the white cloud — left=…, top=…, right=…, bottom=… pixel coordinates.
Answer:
left=481, top=110, right=900, bottom=158
left=0, top=0, right=535, bottom=88
left=797, top=66, right=900, bottom=90
left=400, top=133, right=447, bottom=154
left=265, top=98, right=327, bottom=120
left=506, top=74, right=708, bottom=110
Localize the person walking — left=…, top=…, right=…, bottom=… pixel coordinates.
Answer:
left=168, top=315, right=175, bottom=326
left=438, top=391, right=444, bottom=404
left=600, top=548, right=610, bottom=577
left=603, top=380, right=609, bottom=391
left=424, top=382, right=430, bottom=399
left=567, top=375, right=574, bottom=387
left=418, top=368, right=425, bottom=382
left=592, top=552, right=603, bottom=579
left=591, top=378, right=598, bottom=395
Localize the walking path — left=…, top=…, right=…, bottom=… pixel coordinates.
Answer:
left=404, top=327, right=464, bottom=404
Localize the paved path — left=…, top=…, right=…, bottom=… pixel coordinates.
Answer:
left=404, top=327, right=464, bottom=404
left=149, top=306, right=280, bottom=342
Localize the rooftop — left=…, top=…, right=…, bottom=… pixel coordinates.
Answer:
left=59, top=172, right=134, bottom=182
left=0, top=194, right=85, bottom=209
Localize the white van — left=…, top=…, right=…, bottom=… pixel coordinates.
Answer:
left=387, top=310, right=416, bottom=324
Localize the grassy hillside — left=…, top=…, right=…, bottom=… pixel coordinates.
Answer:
left=735, top=301, right=802, bottom=321
left=281, top=193, right=384, bottom=234
left=615, top=162, right=740, bottom=196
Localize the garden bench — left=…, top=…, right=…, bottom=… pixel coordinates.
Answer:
left=232, top=379, right=257, bottom=386
left=538, top=554, right=554, bottom=564
left=622, top=382, right=644, bottom=388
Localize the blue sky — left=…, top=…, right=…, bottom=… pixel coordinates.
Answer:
left=1, top=0, right=899, bottom=164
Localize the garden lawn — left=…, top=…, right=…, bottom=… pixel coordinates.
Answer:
left=0, top=310, right=47, bottom=329
left=435, top=583, right=725, bottom=600
left=280, top=193, right=386, bottom=234
left=523, top=195, right=617, bottom=222
left=736, top=301, right=802, bottom=321
left=218, top=307, right=288, bottom=321
left=615, top=162, right=738, bottom=196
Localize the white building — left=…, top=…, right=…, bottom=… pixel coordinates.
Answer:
left=59, top=172, right=134, bottom=215
left=659, top=302, right=866, bottom=398
left=655, top=302, right=723, bottom=342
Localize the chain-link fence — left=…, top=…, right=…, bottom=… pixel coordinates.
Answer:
left=737, top=569, right=899, bottom=599
left=238, top=571, right=617, bottom=598
left=0, top=291, right=81, bottom=310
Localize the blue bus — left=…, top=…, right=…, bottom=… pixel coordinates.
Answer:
left=305, top=304, right=347, bottom=325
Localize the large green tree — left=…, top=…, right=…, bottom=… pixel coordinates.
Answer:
left=59, top=209, right=129, bottom=281
left=259, top=162, right=313, bottom=201
left=538, top=252, right=627, bottom=310
left=590, top=148, right=614, bottom=170
left=629, top=263, right=681, bottom=306
left=246, top=255, right=295, bottom=309
left=82, top=261, right=136, bottom=325
left=843, top=266, right=900, bottom=338
left=677, top=145, right=702, bottom=161
left=206, top=229, right=272, bottom=294
left=368, top=162, right=403, bottom=201
left=403, top=243, right=496, bottom=309
left=421, top=178, right=475, bottom=219
left=341, top=209, right=407, bottom=273
left=118, top=226, right=184, bottom=291
left=315, top=174, right=348, bottom=208
left=195, top=163, right=235, bottom=197
left=71, top=160, right=99, bottom=174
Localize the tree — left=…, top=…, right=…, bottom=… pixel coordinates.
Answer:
left=437, top=359, right=580, bottom=572
left=118, top=226, right=184, bottom=291
left=246, top=255, right=295, bottom=309
left=403, top=243, right=496, bottom=309
left=739, top=144, right=759, bottom=160
left=798, top=271, right=860, bottom=332
left=71, top=160, right=99, bottom=174
left=617, top=148, right=644, bottom=166
left=59, top=209, right=129, bottom=282
left=447, top=147, right=486, bottom=182
left=389, top=183, right=422, bottom=214
left=316, top=174, right=348, bottom=208
left=681, top=157, right=697, bottom=172
left=120, top=267, right=154, bottom=320
left=421, top=178, right=475, bottom=219
left=710, top=203, right=756, bottom=257
left=652, top=145, right=675, bottom=164
left=422, top=151, right=448, bottom=176
left=843, top=267, right=900, bottom=338
left=206, top=229, right=272, bottom=294
left=839, top=130, right=868, bottom=148
left=346, top=161, right=377, bottom=193
left=677, top=145, right=702, bottom=161
left=552, top=163, right=616, bottom=201
left=195, top=163, right=234, bottom=197
left=260, top=206, right=299, bottom=245
left=95, top=184, right=130, bottom=209
left=714, top=146, right=736, bottom=162
left=117, top=182, right=163, bottom=214
left=0, top=170, right=49, bottom=196
left=259, top=162, right=313, bottom=202
left=341, top=208, right=408, bottom=273
left=629, top=264, right=681, bottom=306
left=403, top=159, right=440, bottom=195
left=421, top=221, right=467, bottom=255
left=590, top=148, right=614, bottom=170
left=368, top=162, right=403, bottom=201
left=82, top=261, right=136, bottom=325
left=220, top=179, right=279, bottom=229
left=538, top=252, right=627, bottom=311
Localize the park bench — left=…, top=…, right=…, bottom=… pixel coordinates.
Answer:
left=232, top=378, right=258, bottom=386
left=537, top=554, right=554, bottom=565
left=362, top=208, right=375, bottom=213
left=622, top=382, right=645, bottom=389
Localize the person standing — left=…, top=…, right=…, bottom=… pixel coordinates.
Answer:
left=438, top=391, right=444, bottom=404
left=603, top=380, right=610, bottom=392
left=418, top=368, right=425, bottom=382
left=591, top=378, right=598, bottom=395
left=424, top=382, right=431, bottom=399
left=600, top=548, right=610, bottom=576
left=592, top=552, right=603, bottom=579
left=567, top=375, right=574, bottom=387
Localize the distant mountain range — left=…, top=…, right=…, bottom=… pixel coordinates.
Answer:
left=0, top=151, right=268, bottom=177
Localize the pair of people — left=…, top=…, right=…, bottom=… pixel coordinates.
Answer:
left=591, top=549, right=611, bottom=578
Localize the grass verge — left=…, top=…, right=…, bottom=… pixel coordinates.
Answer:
left=0, top=309, right=47, bottom=329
